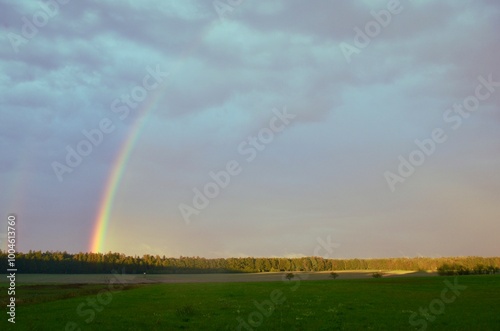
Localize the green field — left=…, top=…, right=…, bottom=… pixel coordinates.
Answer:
left=1, top=274, right=499, bottom=330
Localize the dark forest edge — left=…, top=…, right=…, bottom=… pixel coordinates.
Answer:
left=1, top=250, right=499, bottom=275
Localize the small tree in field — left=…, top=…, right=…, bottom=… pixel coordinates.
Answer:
left=285, top=273, right=294, bottom=281
left=372, top=272, right=383, bottom=278
left=330, top=272, right=339, bottom=280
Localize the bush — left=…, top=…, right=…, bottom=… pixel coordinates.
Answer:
left=372, top=272, right=383, bottom=278
left=285, top=273, right=294, bottom=281
left=330, top=272, right=339, bottom=280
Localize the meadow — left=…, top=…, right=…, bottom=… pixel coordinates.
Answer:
left=1, top=273, right=499, bottom=330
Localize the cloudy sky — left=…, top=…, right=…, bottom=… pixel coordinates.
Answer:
left=1, top=0, right=499, bottom=258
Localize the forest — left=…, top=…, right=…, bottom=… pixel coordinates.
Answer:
left=1, top=250, right=499, bottom=274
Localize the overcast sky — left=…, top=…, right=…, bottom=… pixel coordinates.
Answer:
left=1, top=0, right=499, bottom=258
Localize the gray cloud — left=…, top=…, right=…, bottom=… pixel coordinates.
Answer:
left=1, top=0, right=498, bottom=258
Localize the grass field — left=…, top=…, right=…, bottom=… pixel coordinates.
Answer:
left=1, top=274, right=499, bottom=330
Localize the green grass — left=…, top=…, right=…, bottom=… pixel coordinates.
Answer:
left=1, top=275, right=499, bottom=330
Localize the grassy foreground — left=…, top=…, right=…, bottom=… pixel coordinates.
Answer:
left=1, top=275, right=499, bottom=330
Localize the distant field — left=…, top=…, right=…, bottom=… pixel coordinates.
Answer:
left=1, top=273, right=499, bottom=330
left=1, top=270, right=436, bottom=285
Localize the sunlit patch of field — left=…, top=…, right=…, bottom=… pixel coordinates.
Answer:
left=1, top=270, right=437, bottom=285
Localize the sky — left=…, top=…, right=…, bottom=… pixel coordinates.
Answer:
left=0, top=0, right=499, bottom=259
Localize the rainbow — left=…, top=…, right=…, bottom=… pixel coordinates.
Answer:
left=89, top=94, right=162, bottom=253
left=89, top=23, right=215, bottom=253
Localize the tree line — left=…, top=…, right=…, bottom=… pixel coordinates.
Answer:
left=1, top=250, right=499, bottom=274
left=437, top=263, right=499, bottom=276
